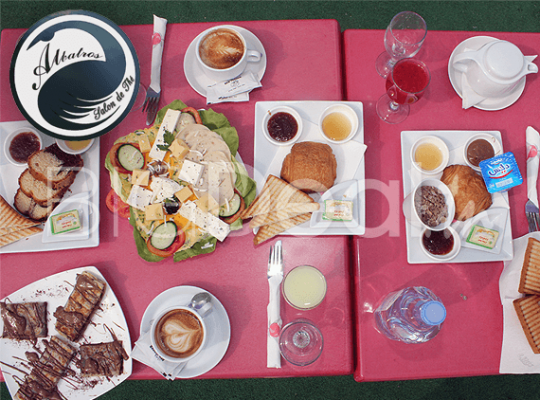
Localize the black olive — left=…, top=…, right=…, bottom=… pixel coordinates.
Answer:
left=163, top=200, right=180, bottom=215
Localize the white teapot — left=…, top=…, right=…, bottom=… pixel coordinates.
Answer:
left=453, top=39, right=538, bottom=98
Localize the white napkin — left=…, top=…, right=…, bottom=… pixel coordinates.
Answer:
left=149, top=15, right=167, bottom=93
left=264, top=140, right=367, bottom=183
left=267, top=273, right=282, bottom=368
left=526, top=126, right=540, bottom=208
left=499, top=233, right=540, bottom=373
left=460, top=72, right=486, bottom=109
left=132, top=325, right=187, bottom=380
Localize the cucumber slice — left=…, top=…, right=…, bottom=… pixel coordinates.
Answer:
left=219, top=193, right=242, bottom=217
left=117, top=144, right=144, bottom=171
left=150, top=221, right=177, bottom=250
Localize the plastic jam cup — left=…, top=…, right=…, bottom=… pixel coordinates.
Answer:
left=282, top=265, right=327, bottom=310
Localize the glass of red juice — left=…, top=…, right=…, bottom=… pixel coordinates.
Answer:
left=376, top=58, right=430, bottom=124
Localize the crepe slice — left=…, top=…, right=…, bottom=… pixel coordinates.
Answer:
left=0, top=226, right=43, bottom=248
left=1, top=302, right=47, bottom=340
left=54, top=271, right=106, bottom=342
left=14, top=336, right=76, bottom=400
left=513, top=295, right=540, bottom=354
left=254, top=213, right=312, bottom=245
left=518, top=237, right=540, bottom=295
left=76, top=328, right=129, bottom=377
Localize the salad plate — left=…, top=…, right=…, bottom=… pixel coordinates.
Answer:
left=0, top=120, right=100, bottom=253
left=0, top=266, right=132, bottom=399
left=253, top=101, right=366, bottom=236
left=139, top=285, right=230, bottom=379
left=401, top=130, right=513, bottom=264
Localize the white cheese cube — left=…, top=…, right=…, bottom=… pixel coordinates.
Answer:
left=126, top=185, right=154, bottom=210
left=150, top=177, right=183, bottom=203
left=145, top=203, right=164, bottom=221
left=178, top=160, right=205, bottom=185
left=132, top=169, right=150, bottom=186
left=179, top=201, right=230, bottom=242
left=149, top=109, right=182, bottom=161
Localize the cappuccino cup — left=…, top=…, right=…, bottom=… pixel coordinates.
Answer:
left=196, top=25, right=262, bottom=81
left=151, top=306, right=207, bottom=363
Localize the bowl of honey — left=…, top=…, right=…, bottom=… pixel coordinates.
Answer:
left=411, top=136, right=449, bottom=175
left=56, top=138, right=95, bottom=155
left=319, top=104, right=358, bottom=144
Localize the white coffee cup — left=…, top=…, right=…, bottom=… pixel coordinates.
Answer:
left=196, top=25, right=262, bottom=82
left=151, top=306, right=207, bottom=363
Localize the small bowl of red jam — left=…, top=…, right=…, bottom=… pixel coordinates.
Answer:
left=56, top=138, right=95, bottom=155
left=4, top=127, right=42, bottom=166
left=262, top=106, right=303, bottom=146
left=420, top=226, right=461, bottom=262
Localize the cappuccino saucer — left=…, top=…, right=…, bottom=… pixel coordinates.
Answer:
left=184, top=25, right=267, bottom=97
left=139, top=285, right=231, bottom=379
left=448, top=36, right=526, bottom=111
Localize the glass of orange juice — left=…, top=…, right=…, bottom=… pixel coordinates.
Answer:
left=282, top=265, right=327, bottom=310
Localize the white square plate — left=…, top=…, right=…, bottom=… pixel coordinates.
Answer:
left=401, top=130, right=513, bottom=264
left=253, top=101, right=365, bottom=236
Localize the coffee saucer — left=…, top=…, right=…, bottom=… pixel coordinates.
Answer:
left=183, top=25, right=267, bottom=97
left=448, top=36, right=526, bottom=111
left=139, top=285, right=231, bottom=379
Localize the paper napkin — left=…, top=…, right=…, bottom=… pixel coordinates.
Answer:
left=460, top=73, right=486, bottom=109
left=526, top=126, right=540, bottom=208
left=267, top=273, right=282, bottom=368
left=499, top=233, right=540, bottom=374
left=132, top=326, right=186, bottom=380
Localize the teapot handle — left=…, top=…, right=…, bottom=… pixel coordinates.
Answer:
left=452, top=51, right=474, bottom=73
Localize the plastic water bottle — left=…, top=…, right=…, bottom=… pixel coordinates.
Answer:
left=374, top=286, right=446, bottom=344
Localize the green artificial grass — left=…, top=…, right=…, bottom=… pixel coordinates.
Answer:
left=1, top=1, right=540, bottom=399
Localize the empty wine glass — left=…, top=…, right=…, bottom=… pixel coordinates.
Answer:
left=376, top=58, right=431, bottom=124
left=129, top=82, right=147, bottom=113
left=375, top=11, right=427, bottom=78
left=279, top=320, right=323, bottom=366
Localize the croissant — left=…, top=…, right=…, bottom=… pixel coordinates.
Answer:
left=440, top=164, right=492, bottom=221
left=280, top=142, right=337, bottom=193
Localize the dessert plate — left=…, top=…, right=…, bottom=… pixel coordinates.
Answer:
left=139, top=285, right=231, bottom=379
left=448, top=36, right=526, bottom=111
left=184, top=25, right=267, bottom=97
left=0, top=120, right=100, bottom=253
left=401, top=130, right=513, bottom=264
left=0, top=266, right=132, bottom=400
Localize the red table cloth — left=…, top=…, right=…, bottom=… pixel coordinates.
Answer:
left=0, top=19, right=353, bottom=380
left=344, top=29, right=540, bottom=381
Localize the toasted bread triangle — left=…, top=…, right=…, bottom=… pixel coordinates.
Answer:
left=0, top=225, right=42, bottom=248
left=0, top=195, right=40, bottom=232
left=253, top=213, right=311, bottom=245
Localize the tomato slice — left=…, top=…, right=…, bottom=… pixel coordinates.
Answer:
left=181, top=107, right=203, bottom=124
left=147, top=227, right=186, bottom=258
left=222, top=189, right=246, bottom=224
left=109, top=142, right=141, bottom=175
left=105, top=189, right=130, bottom=218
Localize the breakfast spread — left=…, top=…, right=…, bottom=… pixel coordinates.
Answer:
left=422, top=229, right=455, bottom=256
left=414, top=185, right=448, bottom=227
left=8, top=131, right=41, bottom=164
left=465, top=225, right=500, bottom=249
left=466, top=138, right=495, bottom=167
left=280, top=141, right=337, bottom=193
left=479, top=151, right=523, bottom=193
left=440, top=164, right=492, bottom=221
left=323, top=200, right=354, bottom=222
left=267, top=112, right=299, bottom=143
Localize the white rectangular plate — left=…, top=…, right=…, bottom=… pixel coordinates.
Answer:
left=401, top=130, right=513, bottom=264
left=253, top=101, right=365, bottom=236
left=0, top=266, right=132, bottom=399
left=0, top=121, right=100, bottom=253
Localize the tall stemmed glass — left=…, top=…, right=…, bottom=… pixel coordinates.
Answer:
left=375, top=11, right=427, bottom=78
left=376, top=58, right=430, bottom=124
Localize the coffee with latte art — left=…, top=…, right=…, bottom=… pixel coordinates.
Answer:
left=199, top=28, right=245, bottom=70
left=154, top=309, right=204, bottom=359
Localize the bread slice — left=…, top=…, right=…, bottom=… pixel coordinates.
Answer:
left=518, top=237, right=540, bottom=294
left=0, top=225, right=43, bottom=247
left=253, top=213, right=311, bottom=245
left=27, top=144, right=83, bottom=190
left=249, top=202, right=320, bottom=228
left=513, top=295, right=540, bottom=354
left=14, top=189, right=56, bottom=222
left=19, top=169, right=71, bottom=207
left=0, top=195, right=39, bottom=233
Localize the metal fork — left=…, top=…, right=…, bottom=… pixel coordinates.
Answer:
left=268, top=241, right=283, bottom=279
left=142, top=86, right=160, bottom=125
left=526, top=200, right=540, bottom=232
left=143, top=16, right=167, bottom=125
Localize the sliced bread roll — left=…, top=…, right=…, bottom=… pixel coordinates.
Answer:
left=14, top=189, right=56, bottom=222
left=27, top=144, right=83, bottom=190
left=19, top=169, right=71, bottom=207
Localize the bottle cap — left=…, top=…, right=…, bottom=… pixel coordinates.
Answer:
left=420, top=301, right=446, bottom=325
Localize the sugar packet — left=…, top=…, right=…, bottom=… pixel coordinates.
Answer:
left=206, top=71, right=262, bottom=104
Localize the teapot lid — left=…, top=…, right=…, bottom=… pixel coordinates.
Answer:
left=485, top=41, right=524, bottom=80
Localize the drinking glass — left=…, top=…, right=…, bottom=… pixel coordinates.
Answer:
left=375, top=11, right=427, bottom=78
left=279, top=320, right=324, bottom=366
left=376, top=58, right=431, bottom=124
left=129, top=83, right=147, bottom=113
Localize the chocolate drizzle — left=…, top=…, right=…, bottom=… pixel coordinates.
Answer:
left=1, top=302, right=48, bottom=341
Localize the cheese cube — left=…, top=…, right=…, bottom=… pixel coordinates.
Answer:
left=138, top=134, right=152, bottom=153
left=196, top=194, right=220, bottom=217
left=178, top=160, right=205, bottom=185
left=126, top=185, right=154, bottom=210
left=169, top=139, right=190, bottom=160
left=179, top=201, right=230, bottom=242
left=132, top=169, right=150, bottom=186
left=150, top=177, right=182, bottom=203
left=145, top=203, right=164, bottom=221
left=149, top=109, right=182, bottom=161
left=175, top=186, right=193, bottom=203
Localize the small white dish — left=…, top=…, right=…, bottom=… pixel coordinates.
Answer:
left=410, top=136, right=449, bottom=175
left=419, top=226, right=461, bottom=262
left=56, top=138, right=95, bottom=155
left=310, top=180, right=359, bottom=229
left=4, top=127, right=42, bottom=166
left=463, top=133, right=503, bottom=171
left=448, top=36, right=526, bottom=111
left=455, top=207, right=508, bottom=255
left=318, top=103, right=359, bottom=144
left=262, top=105, right=303, bottom=146
left=42, top=191, right=91, bottom=244
left=184, top=25, right=267, bottom=97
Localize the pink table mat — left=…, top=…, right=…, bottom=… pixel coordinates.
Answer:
left=344, top=29, right=540, bottom=381
left=0, top=19, right=353, bottom=380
